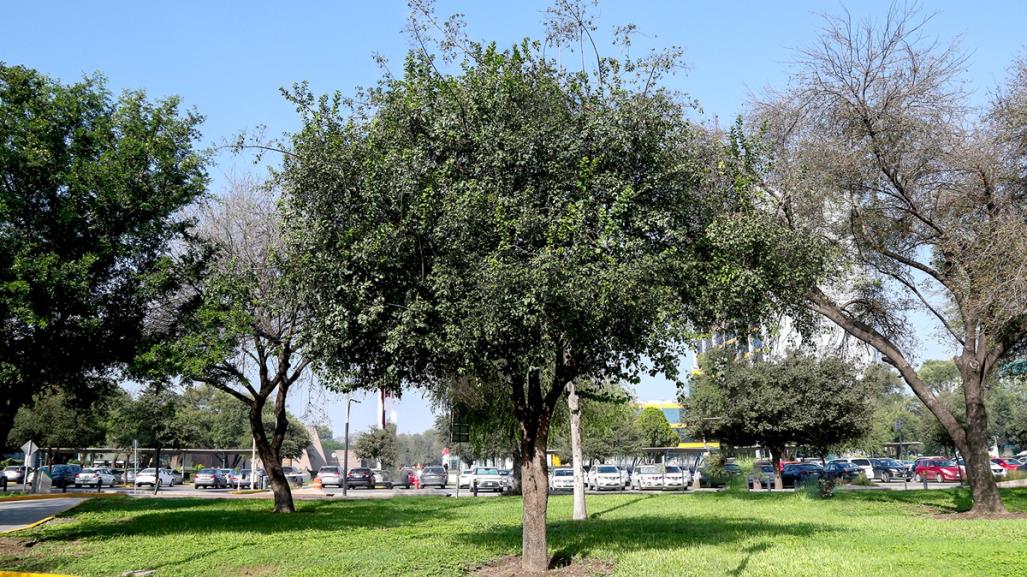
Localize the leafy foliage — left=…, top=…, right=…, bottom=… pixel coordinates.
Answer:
left=354, top=425, right=398, bottom=469
left=636, top=407, right=679, bottom=449
left=684, top=350, right=873, bottom=459
left=0, top=64, right=207, bottom=450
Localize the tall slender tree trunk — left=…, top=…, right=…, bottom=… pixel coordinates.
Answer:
left=566, top=382, right=587, bottom=521
left=520, top=428, right=550, bottom=574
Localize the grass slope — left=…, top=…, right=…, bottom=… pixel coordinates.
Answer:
left=1, top=489, right=1025, bottom=577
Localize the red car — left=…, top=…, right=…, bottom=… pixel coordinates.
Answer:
left=914, top=458, right=961, bottom=482
left=991, top=458, right=1024, bottom=471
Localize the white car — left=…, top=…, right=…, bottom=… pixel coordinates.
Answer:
left=549, top=468, right=575, bottom=492
left=74, top=467, right=117, bottom=488
left=466, top=467, right=506, bottom=492
left=135, top=467, right=175, bottom=487
left=458, top=469, right=474, bottom=489
left=588, top=465, right=624, bottom=491
left=631, top=465, right=691, bottom=490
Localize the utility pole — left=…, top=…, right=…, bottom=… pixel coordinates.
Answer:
left=343, top=394, right=360, bottom=497
left=250, top=437, right=257, bottom=490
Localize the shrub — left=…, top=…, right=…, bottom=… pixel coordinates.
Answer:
left=849, top=472, right=875, bottom=486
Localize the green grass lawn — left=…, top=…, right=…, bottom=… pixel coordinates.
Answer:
left=2, top=488, right=1026, bottom=577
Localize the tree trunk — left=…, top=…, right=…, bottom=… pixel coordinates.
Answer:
left=959, top=372, right=1005, bottom=514
left=520, top=430, right=550, bottom=574
left=249, top=409, right=294, bottom=513
left=566, top=382, right=587, bottom=521
left=770, top=446, right=783, bottom=490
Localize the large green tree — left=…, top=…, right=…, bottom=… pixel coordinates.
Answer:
left=0, top=64, right=207, bottom=450
left=280, top=3, right=819, bottom=568
left=354, top=425, right=398, bottom=469
left=636, top=407, right=679, bottom=451
left=685, top=350, right=873, bottom=488
left=744, top=7, right=1027, bottom=513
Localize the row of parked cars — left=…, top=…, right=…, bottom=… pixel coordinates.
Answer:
left=312, top=465, right=514, bottom=492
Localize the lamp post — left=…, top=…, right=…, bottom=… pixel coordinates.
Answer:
left=343, top=394, right=361, bottom=497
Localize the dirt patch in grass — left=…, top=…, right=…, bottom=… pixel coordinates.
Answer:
left=468, top=555, right=614, bottom=576
left=238, top=564, right=278, bottom=576
left=933, top=510, right=1027, bottom=520
left=0, top=537, right=32, bottom=559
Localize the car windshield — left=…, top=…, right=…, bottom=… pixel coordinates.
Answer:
left=476, top=468, right=499, bottom=476
left=665, top=466, right=681, bottom=473
left=424, top=467, right=444, bottom=474
left=81, top=468, right=99, bottom=473
left=1006, top=458, right=1024, bottom=465
left=199, top=469, right=218, bottom=474
left=139, top=468, right=155, bottom=474
left=350, top=468, right=369, bottom=474
left=553, top=469, right=573, bottom=476
left=878, top=459, right=902, bottom=467
left=724, top=464, right=741, bottom=472
left=597, top=466, right=619, bottom=474
left=5, top=466, right=21, bottom=471
left=936, top=460, right=956, bottom=467
left=319, top=467, right=338, bottom=473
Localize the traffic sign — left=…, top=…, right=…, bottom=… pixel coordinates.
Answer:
left=21, top=440, right=38, bottom=456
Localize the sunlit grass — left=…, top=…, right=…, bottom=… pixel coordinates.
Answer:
left=2, top=488, right=1025, bottom=576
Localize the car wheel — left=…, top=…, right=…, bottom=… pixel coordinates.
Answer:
left=881, top=472, right=891, bottom=483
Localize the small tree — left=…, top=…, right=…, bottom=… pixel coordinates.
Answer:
left=636, top=407, right=680, bottom=453
left=354, top=425, right=397, bottom=469
left=685, top=350, right=872, bottom=489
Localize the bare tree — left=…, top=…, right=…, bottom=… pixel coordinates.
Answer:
left=156, top=176, right=311, bottom=512
left=750, top=6, right=1027, bottom=513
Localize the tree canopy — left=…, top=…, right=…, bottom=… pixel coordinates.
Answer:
left=0, top=64, right=207, bottom=451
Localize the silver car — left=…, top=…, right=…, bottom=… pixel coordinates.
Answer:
left=194, top=468, right=226, bottom=489
left=317, top=466, right=344, bottom=488
left=419, top=466, right=448, bottom=488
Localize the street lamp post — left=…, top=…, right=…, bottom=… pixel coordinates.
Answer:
left=343, top=394, right=361, bottom=497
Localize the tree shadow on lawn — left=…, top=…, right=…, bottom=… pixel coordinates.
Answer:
left=462, top=513, right=833, bottom=563
left=29, top=496, right=487, bottom=543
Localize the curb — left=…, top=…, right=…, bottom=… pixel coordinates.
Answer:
left=0, top=566, right=81, bottom=570
left=0, top=493, right=124, bottom=503
left=2, top=515, right=55, bottom=535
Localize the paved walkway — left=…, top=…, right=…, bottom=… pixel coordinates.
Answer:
left=0, top=497, right=86, bottom=533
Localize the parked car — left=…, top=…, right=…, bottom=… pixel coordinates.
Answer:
left=458, top=469, right=474, bottom=489
left=631, top=465, right=664, bottom=491
left=45, top=464, right=83, bottom=488
left=345, top=467, right=375, bottom=489
left=747, top=462, right=777, bottom=488
left=468, top=467, right=505, bottom=492
left=823, top=461, right=861, bottom=482
left=171, top=469, right=184, bottom=485
left=871, top=458, right=912, bottom=482
left=3, top=465, right=26, bottom=483
left=697, top=462, right=742, bottom=488
left=317, top=466, right=345, bottom=488
left=239, top=469, right=267, bottom=488
left=419, top=466, right=448, bottom=488
left=281, top=466, right=308, bottom=487
left=393, top=468, right=418, bottom=489
left=74, top=467, right=117, bottom=488
left=781, top=463, right=824, bottom=487
left=193, top=468, right=226, bottom=489
left=549, top=467, right=575, bottom=492
left=109, top=469, right=126, bottom=484
left=914, top=458, right=961, bottom=482
left=992, top=458, right=1023, bottom=471
left=135, top=467, right=174, bottom=487
left=828, top=458, right=874, bottom=480
left=370, top=469, right=394, bottom=489
left=588, top=465, right=625, bottom=491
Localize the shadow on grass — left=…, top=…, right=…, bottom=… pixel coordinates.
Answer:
left=464, top=513, right=833, bottom=563
left=30, top=495, right=488, bottom=543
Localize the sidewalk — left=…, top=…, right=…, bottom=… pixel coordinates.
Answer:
left=0, top=497, right=86, bottom=533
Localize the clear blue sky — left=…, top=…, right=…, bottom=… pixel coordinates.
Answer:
left=5, top=1, right=1025, bottom=435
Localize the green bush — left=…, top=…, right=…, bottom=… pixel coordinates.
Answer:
left=1003, top=470, right=1027, bottom=482
left=850, top=472, right=876, bottom=486
left=798, top=478, right=837, bottom=499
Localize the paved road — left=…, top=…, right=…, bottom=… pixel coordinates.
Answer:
left=0, top=497, right=86, bottom=532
